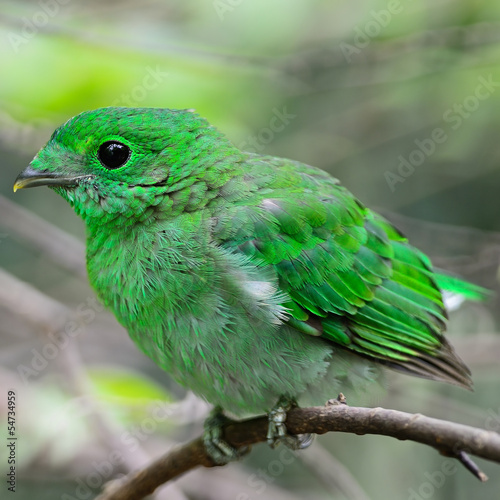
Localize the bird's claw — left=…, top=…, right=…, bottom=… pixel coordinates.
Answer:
left=203, top=408, right=249, bottom=465
left=267, top=404, right=288, bottom=447
left=267, top=397, right=314, bottom=450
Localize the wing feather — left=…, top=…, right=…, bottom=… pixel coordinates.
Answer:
left=215, top=155, right=472, bottom=388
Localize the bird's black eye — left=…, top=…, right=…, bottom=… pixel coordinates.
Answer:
left=97, top=141, right=131, bottom=170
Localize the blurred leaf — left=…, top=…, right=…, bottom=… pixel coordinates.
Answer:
left=87, top=366, right=174, bottom=416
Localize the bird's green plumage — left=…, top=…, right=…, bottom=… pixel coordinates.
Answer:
left=15, top=107, right=479, bottom=415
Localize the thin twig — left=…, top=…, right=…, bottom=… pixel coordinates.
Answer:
left=455, top=451, right=488, bottom=482
left=95, top=402, right=500, bottom=500
left=0, top=196, right=87, bottom=279
left=0, top=267, right=71, bottom=332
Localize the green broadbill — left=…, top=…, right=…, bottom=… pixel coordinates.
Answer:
left=14, top=107, right=484, bottom=449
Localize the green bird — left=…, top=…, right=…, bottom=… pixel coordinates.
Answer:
left=14, top=107, right=484, bottom=459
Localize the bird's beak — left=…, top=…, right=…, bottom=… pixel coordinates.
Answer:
left=13, top=166, right=91, bottom=192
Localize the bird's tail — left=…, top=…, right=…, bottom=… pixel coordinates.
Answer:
left=434, top=271, right=491, bottom=311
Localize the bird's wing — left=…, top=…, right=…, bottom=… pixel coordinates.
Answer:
left=213, top=154, right=472, bottom=389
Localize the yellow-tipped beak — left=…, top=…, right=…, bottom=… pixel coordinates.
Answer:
left=13, top=167, right=92, bottom=192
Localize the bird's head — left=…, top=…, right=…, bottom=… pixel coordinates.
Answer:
left=14, top=107, right=243, bottom=223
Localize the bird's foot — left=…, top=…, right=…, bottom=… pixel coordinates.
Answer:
left=267, top=396, right=314, bottom=450
left=203, top=408, right=249, bottom=465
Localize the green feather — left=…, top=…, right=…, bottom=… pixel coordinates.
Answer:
left=435, top=271, right=491, bottom=301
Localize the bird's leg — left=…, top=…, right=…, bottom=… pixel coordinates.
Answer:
left=267, top=396, right=314, bottom=450
left=203, top=407, right=249, bottom=465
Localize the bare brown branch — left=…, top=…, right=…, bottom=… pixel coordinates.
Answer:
left=96, top=402, right=500, bottom=500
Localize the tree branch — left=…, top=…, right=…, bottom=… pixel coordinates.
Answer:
left=0, top=196, right=87, bottom=279
left=96, top=399, right=500, bottom=500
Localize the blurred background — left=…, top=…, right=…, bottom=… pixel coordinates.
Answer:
left=1, top=1, right=500, bottom=499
